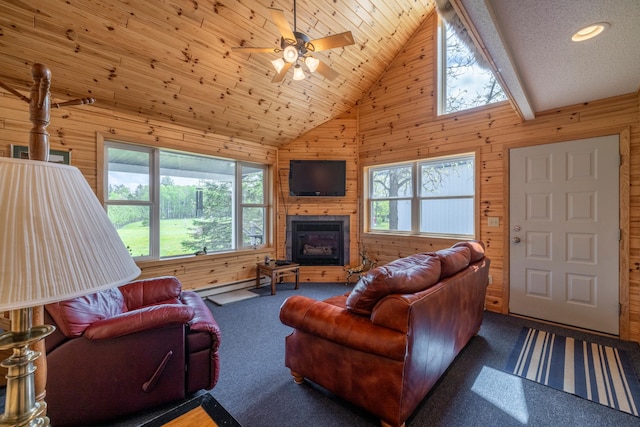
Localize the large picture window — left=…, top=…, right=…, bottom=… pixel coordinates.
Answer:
left=367, top=153, right=475, bottom=238
left=105, top=141, right=267, bottom=259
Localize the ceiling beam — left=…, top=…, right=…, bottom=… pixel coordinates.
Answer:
left=454, top=0, right=535, bottom=120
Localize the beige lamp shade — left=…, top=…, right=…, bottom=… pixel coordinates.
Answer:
left=292, top=65, right=305, bottom=81
left=271, top=58, right=286, bottom=73
left=283, top=45, right=299, bottom=63
left=304, top=56, right=319, bottom=73
left=0, top=157, right=140, bottom=311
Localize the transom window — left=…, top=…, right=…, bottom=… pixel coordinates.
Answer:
left=366, top=153, right=475, bottom=238
left=437, top=19, right=507, bottom=114
left=104, top=141, right=267, bottom=259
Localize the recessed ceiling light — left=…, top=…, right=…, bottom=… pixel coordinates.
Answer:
left=572, top=22, right=609, bottom=42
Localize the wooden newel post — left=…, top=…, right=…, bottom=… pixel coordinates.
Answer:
left=0, top=62, right=95, bottom=163
left=0, top=62, right=96, bottom=411
left=28, top=63, right=52, bottom=163
left=32, top=308, right=47, bottom=404
left=27, top=63, right=54, bottom=407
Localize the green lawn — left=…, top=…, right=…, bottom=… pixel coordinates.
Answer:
left=117, top=218, right=198, bottom=257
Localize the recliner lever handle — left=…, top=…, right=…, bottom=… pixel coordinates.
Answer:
left=142, top=350, right=173, bottom=393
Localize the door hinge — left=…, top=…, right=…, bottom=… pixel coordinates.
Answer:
left=619, top=229, right=622, bottom=241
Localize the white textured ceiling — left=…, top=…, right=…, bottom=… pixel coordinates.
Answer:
left=461, top=0, right=640, bottom=119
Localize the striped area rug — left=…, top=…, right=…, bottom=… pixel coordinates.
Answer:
left=505, top=327, right=640, bottom=417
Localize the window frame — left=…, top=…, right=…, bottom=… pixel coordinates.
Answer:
left=237, top=162, right=268, bottom=248
left=417, top=153, right=476, bottom=238
left=103, top=140, right=269, bottom=260
left=367, top=163, right=416, bottom=233
left=364, top=151, right=479, bottom=239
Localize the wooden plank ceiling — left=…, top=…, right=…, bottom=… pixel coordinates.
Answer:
left=0, top=0, right=434, bottom=146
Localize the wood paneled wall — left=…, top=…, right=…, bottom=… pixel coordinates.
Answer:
left=0, top=91, right=277, bottom=291
left=2, top=8, right=639, bottom=342
left=276, top=113, right=359, bottom=283
left=358, top=11, right=640, bottom=341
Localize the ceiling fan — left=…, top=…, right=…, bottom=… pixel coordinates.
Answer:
left=232, top=0, right=355, bottom=83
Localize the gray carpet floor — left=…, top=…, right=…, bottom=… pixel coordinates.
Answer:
left=102, top=282, right=640, bottom=426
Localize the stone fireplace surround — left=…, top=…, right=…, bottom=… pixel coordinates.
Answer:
left=285, top=215, right=350, bottom=266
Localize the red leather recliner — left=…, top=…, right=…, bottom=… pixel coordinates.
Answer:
left=43, top=276, right=221, bottom=426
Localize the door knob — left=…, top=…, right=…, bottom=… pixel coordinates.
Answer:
left=513, top=225, right=521, bottom=232
left=512, top=237, right=521, bottom=243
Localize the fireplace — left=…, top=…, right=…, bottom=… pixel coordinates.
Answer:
left=286, top=215, right=349, bottom=266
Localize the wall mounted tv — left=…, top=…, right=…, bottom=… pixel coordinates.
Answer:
left=289, top=160, right=346, bottom=197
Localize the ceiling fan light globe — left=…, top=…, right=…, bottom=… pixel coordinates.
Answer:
left=293, top=65, right=306, bottom=80
left=283, top=45, right=299, bottom=63
left=271, top=58, right=286, bottom=73
left=305, top=56, right=320, bottom=73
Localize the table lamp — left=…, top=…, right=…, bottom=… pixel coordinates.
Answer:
left=0, top=157, right=141, bottom=426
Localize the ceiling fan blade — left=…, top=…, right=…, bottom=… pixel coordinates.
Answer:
left=309, top=31, right=355, bottom=51
left=271, top=62, right=292, bottom=83
left=232, top=47, right=277, bottom=54
left=314, top=60, right=339, bottom=81
left=268, top=8, right=295, bottom=41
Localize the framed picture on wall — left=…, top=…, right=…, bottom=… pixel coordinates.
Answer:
left=11, top=145, right=71, bottom=165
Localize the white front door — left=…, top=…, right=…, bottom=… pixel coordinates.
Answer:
left=509, top=135, right=619, bottom=335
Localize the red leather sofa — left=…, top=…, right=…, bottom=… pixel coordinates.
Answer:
left=43, top=276, right=221, bottom=426
left=280, top=241, right=490, bottom=427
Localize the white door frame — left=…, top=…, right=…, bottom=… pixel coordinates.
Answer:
left=502, top=129, right=630, bottom=339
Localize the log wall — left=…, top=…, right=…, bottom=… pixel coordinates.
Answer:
left=2, top=8, right=639, bottom=342
left=276, top=113, right=360, bottom=283
left=358, top=11, right=640, bottom=341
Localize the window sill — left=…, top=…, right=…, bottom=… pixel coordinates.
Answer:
left=436, top=100, right=510, bottom=119
left=363, top=231, right=474, bottom=241
left=135, top=247, right=270, bottom=268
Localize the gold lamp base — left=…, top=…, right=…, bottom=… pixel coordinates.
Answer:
left=0, top=308, right=54, bottom=427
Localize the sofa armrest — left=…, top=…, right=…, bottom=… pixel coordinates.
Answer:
left=120, top=276, right=182, bottom=310
left=181, top=291, right=221, bottom=352
left=84, top=304, right=195, bottom=340
left=370, top=284, right=445, bottom=333
left=280, top=295, right=406, bottom=361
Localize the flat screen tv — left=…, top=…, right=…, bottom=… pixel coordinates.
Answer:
left=289, top=160, right=346, bottom=197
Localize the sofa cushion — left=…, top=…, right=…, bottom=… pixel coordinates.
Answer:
left=119, top=276, right=182, bottom=309
left=45, top=287, right=127, bottom=337
left=346, top=254, right=441, bottom=316
left=436, top=246, right=471, bottom=278
left=452, top=240, right=485, bottom=263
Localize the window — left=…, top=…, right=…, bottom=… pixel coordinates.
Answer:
left=419, top=155, right=475, bottom=235
left=240, top=164, right=266, bottom=247
left=105, top=141, right=267, bottom=259
left=369, top=164, right=413, bottom=232
left=437, top=19, right=507, bottom=114
left=367, top=153, right=475, bottom=238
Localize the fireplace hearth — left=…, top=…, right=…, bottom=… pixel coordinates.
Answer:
left=286, top=215, right=349, bottom=266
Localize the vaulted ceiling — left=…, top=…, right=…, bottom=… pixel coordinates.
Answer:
left=458, top=0, right=640, bottom=120
left=0, top=0, right=434, bottom=146
left=1, top=1, right=638, bottom=148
